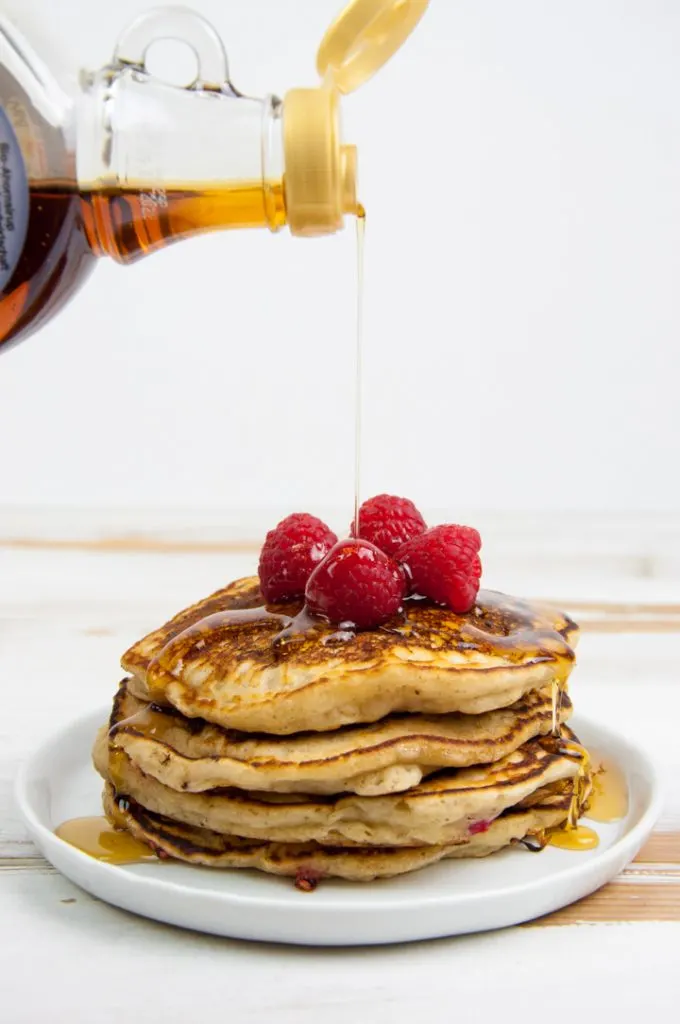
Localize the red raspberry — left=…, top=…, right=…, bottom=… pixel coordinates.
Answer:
left=305, top=538, right=406, bottom=630
left=397, top=524, right=482, bottom=614
left=351, top=494, right=426, bottom=556
left=469, top=819, right=491, bottom=835
left=258, top=513, right=337, bottom=603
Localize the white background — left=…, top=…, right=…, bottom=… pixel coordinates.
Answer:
left=1, top=0, right=679, bottom=519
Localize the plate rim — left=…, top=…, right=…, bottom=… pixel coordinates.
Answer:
left=15, top=707, right=665, bottom=925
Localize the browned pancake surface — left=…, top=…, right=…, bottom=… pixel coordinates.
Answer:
left=122, top=579, right=577, bottom=733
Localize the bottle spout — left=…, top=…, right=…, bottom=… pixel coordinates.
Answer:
left=283, top=1, right=428, bottom=236
left=283, top=86, right=355, bottom=237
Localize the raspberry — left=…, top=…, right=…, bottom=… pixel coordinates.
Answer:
left=258, top=513, right=337, bottom=603
left=294, top=866, right=324, bottom=892
left=351, top=494, right=426, bottom=556
left=397, top=524, right=482, bottom=614
left=305, top=538, right=406, bottom=630
left=469, top=819, right=491, bottom=835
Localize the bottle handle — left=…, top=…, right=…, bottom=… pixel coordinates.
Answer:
left=113, top=6, right=231, bottom=90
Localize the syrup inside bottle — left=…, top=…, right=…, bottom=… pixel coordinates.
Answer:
left=0, top=66, right=96, bottom=351
left=0, top=177, right=288, bottom=351
left=0, top=46, right=288, bottom=351
left=80, top=181, right=286, bottom=263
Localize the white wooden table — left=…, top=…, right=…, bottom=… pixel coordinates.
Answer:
left=2, top=511, right=679, bottom=1022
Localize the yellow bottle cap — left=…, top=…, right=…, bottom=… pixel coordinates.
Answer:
left=284, top=86, right=358, bottom=236
left=316, top=0, right=430, bottom=94
left=283, top=0, right=429, bottom=235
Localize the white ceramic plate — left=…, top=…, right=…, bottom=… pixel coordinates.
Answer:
left=16, top=710, right=662, bottom=946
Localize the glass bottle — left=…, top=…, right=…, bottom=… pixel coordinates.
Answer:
left=0, top=0, right=429, bottom=352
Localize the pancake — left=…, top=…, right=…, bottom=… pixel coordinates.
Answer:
left=107, top=677, right=573, bottom=796
left=103, top=777, right=583, bottom=881
left=122, top=577, right=577, bottom=734
left=94, top=728, right=584, bottom=847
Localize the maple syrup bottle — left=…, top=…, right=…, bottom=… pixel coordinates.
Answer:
left=0, top=1, right=429, bottom=352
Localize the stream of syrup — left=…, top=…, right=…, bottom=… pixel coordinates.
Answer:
left=354, top=205, right=366, bottom=536
left=543, top=679, right=604, bottom=850
left=542, top=732, right=629, bottom=852
left=539, top=725, right=598, bottom=849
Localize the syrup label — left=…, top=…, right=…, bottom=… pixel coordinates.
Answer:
left=0, top=104, right=28, bottom=290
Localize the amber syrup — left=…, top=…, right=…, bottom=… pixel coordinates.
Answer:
left=55, top=816, right=156, bottom=864
left=1, top=179, right=286, bottom=351
left=585, top=756, right=629, bottom=823
left=353, top=205, right=366, bottom=534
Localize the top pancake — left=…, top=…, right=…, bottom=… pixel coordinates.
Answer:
left=122, top=577, right=577, bottom=734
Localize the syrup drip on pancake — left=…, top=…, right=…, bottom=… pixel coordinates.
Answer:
left=144, top=587, right=577, bottom=695
left=109, top=702, right=181, bottom=744
left=147, top=606, right=292, bottom=698
left=271, top=607, right=324, bottom=649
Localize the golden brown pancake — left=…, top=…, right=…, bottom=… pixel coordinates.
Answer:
left=107, top=677, right=573, bottom=796
left=103, top=775, right=585, bottom=881
left=94, top=727, right=583, bottom=847
left=122, top=578, right=577, bottom=734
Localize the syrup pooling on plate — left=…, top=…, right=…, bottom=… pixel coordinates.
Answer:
left=548, top=825, right=599, bottom=851
left=55, top=816, right=156, bottom=864
left=585, top=756, right=629, bottom=823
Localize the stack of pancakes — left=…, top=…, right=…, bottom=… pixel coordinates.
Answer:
left=93, top=578, right=590, bottom=883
